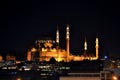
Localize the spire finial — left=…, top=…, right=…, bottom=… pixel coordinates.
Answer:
left=84, top=37, right=87, bottom=50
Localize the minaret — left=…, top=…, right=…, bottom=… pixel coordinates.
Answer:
left=37, top=40, right=41, bottom=61
left=66, top=24, right=70, bottom=62
left=56, top=26, right=59, bottom=49
left=35, top=40, right=41, bottom=61
left=56, top=26, right=59, bottom=62
left=84, top=37, right=87, bottom=56
left=95, top=36, right=99, bottom=59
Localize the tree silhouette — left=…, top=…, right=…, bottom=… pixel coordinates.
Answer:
left=49, top=57, right=56, bottom=64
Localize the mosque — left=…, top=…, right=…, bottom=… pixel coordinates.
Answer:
left=27, top=24, right=99, bottom=62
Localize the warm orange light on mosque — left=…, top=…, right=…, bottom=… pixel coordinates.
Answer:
left=26, top=24, right=99, bottom=62
left=44, top=42, right=53, bottom=48
left=31, top=47, right=37, bottom=52
left=0, top=54, right=3, bottom=61
left=27, top=51, right=31, bottom=61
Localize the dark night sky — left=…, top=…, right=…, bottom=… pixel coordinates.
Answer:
left=0, top=0, right=120, bottom=57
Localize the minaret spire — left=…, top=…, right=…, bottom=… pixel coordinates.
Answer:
left=84, top=37, right=87, bottom=56
left=66, top=24, right=70, bottom=62
left=56, top=25, right=59, bottom=44
left=66, top=24, right=70, bottom=40
left=95, top=36, right=99, bottom=59
left=56, top=25, right=59, bottom=62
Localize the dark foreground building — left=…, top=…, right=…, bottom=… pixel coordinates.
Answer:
left=0, top=70, right=59, bottom=80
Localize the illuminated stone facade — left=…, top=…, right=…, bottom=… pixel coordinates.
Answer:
left=27, top=24, right=99, bottom=62
left=0, top=54, right=3, bottom=61
left=6, top=55, right=16, bottom=61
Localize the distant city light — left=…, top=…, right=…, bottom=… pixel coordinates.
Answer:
left=112, top=76, right=118, bottom=80
left=104, top=56, right=108, bottom=59
left=16, top=77, right=22, bottom=80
